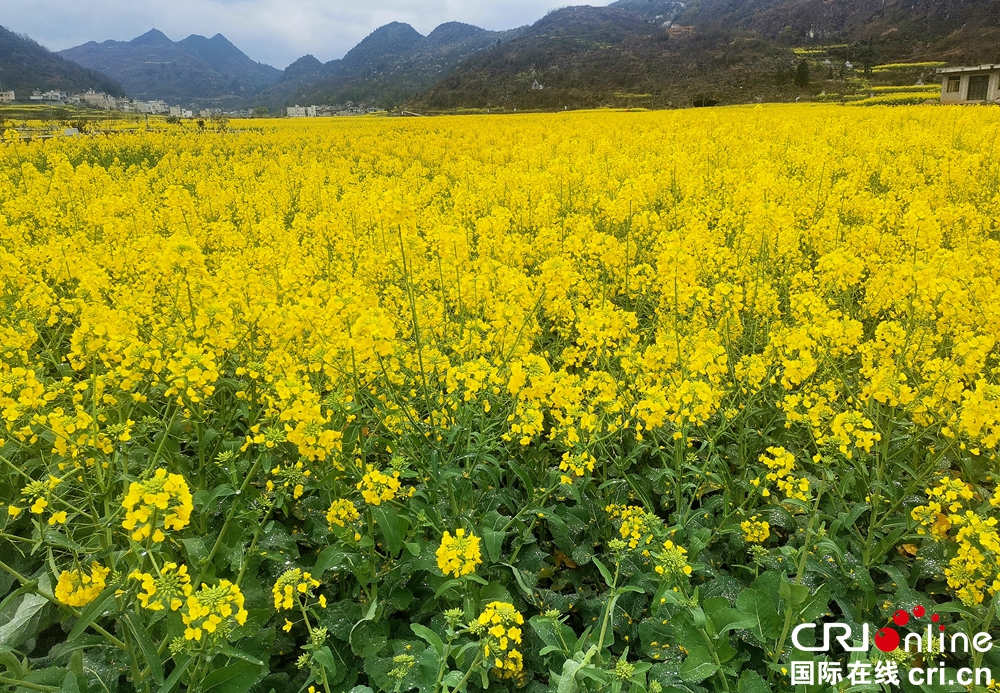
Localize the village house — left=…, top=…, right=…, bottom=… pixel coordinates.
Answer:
left=287, top=105, right=317, bottom=118
left=29, top=90, right=67, bottom=103
left=0, top=90, right=14, bottom=103
left=80, top=90, right=115, bottom=109
left=939, top=64, right=1000, bottom=104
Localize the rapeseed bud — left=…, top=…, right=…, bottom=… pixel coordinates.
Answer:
left=130, top=562, right=192, bottom=611
left=653, top=540, right=692, bottom=579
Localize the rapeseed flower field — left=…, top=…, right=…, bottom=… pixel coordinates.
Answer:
left=1, top=104, right=999, bottom=692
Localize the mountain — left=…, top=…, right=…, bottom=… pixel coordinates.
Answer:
left=669, top=0, right=1000, bottom=65
left=58, top=29, right=281, bottom=103
left=0, top=25, right=124, bottom=97
left=413, top=0, right=999, bottom=110
left=253, top=21, right=504, bottom=110
left=415, top=6, right=790, bottom=110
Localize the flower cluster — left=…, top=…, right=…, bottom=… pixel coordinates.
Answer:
left=122, top=468, right=193, bottom=542
left=435, top=528, right=483, bottom=578
left=911, top=475, right=999, bottom=606
left=10, top=475, right=64, bottom=524
left=741, top=515, right=770, bottom=543
left=272, top=568, right=322, bottom=611
left=326, top=498, right=360, bottom=528
left=653, top=540, right=692, bottom=579
left=357, top=467, right=401, bottom=506
left=130, top=562, right=192, bottom=611
left=471, top=602, right=525, bottom=680
left=55, top=562, right=110, bottom=607
left=823, top=410, right=881, bottom=458
left=606, top=504, right=655, bottom=549
left=756, top=446, right=810, bottom=502
left=266, top=459, right=311, bottom=499
left=558, top=450, right=597, bottom=484
left=181, top=580, right=248, bottom=643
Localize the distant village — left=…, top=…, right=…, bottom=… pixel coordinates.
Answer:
left=0, top=89, right=380, bottom=118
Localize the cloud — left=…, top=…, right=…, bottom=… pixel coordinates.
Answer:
left=1, top=0, right=612, bottom=69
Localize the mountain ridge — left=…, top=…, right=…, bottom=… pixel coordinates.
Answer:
left=0, top=24, right=124, bottom=97
left=253, top=20, right=506, bottom=110
left=58, top=29, right=281, bottom=103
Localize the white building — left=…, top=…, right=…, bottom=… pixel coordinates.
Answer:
left=137, top=100, right=169, bottom=114
left=287, top=105, right=317, bottom=118
left=80, top=90, right=113, bottom=109
left=169, top=106, right=182, bottom=117
left=30, top=90, right=67, bottom=103
left=0, top=90, right=14, bottom=103
left=939, top=64, right=1000, bottom=104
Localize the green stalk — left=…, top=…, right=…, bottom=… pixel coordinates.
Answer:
left=193, top=452, right=264, bottom=586
left=446, top=652, right=482, bottom=693
left=770, top=482, right=824, bottom=677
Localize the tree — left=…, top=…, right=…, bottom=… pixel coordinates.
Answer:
left=252, top=106, right=269, bottom=117
left=795, top=60, right=810, bottom=88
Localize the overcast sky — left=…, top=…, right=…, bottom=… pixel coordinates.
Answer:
left=2, top=0, right=614, bottom=69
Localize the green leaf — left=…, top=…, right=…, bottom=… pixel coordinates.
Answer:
left=592, top=557, right=614, bottom=587
left=482, top=527, right=505, bottom=563
left=778, top=579, right=810, bottom=611
left=0, top=589, right=48, bottom=649
left=710, top=608, right=757, bottom=634
left=502, top=563, right=537, bottom=600
left=545, top=512, right=575, bottom=555
left=313, top=547, right=357, bottom=576
left=735, top=589, right=781, bottom=644
left=217, top=645, right=265, bottom=666
left=312, top=647, right=338, bottom=677
left=508, top=461, right=534, bottom=498
left=480, top=582, right=512, bottom=604
left=797, top=584, right=832, bottom=624
left=68, top=586, right=117, bottom=642
left=41, top=529, right=89, bottom=552
left=156, top=655, right=191, bottom=693
left=374, top=506, right=407, bottom=556
left=529, top=615, right=566, bottom=654
left=60, top=670, right=81, bottom=693
left=678, top=646, right=718, bottom=683
left=182, top=537, right=209, bottom=566
left=0, top=649, right=25, bottom=678
left=433, top=578, right=463, bottom=599
left=410, top=624, right=444, bottom=657
left=199, top=660, right=263, bottom=693
left=441, top=670, right=464, bottom=687
left=350, top=619, right=388, bottom=658
left=318, top=599, right=363, bottom=640
left=194, top=484, right=236, bottom=514
left=124, top=612, right=164, bottom=685
left=737, top=670, right=770, bottom=693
